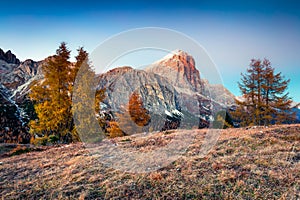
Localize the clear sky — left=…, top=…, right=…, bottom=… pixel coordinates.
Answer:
left=1, top=0, right=299, bottom=101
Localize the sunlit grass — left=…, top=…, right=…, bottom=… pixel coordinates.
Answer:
left=0, top=124, right=299, bottom=199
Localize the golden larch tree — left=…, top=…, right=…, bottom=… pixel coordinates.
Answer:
left=29, top=42, right=72, bottom=140
left=233, top=58, right=293, bottom=126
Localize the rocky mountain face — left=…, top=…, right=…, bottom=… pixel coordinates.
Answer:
left=201, top=79, right=236, bottom=105
left=0, top=48, right=236, bottom=142
left=98, top=66, right=180, bottom=113
left=97, top=50, right=235, bottom=132
left=0, top=49, right=44, bottom=143
left=0, top=48, right=20, bottom=64
left=0, top=59, right=44, bottom=101
left=146, top=50, right=203, bottom=93
left=289, top=102, right=300, bottom=122
left=97, top=67, right=186, bottom=131
left=0, top=82, right=31, bottom=143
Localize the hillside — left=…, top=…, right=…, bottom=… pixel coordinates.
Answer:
left=0, top=125, right=299, bottom=199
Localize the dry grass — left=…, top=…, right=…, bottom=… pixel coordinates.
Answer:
left=0, top=125, right=299, bottom=199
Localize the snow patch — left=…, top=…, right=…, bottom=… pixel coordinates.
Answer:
left=100, top=102, right=108, bottom=109
left=164, top=110, right=172, bottom=117
left=151, top=49, right=187, bottom=65
left=172, top=109, right=183, bottom=117
left=10, top=76, right=38, bottom=98
left=165, top=109, right=183, bottom=118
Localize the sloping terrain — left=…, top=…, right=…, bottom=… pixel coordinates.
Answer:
left=0, top=125, right=299, bottom=199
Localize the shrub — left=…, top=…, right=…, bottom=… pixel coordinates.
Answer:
left=32, top=136, right=48, bottom=146
left=48, top=134, right=59, bottom=144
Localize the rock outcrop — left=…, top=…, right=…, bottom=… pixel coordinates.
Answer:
left=0, top=83, right=31, bottom=143
left=0, top=50, right=44, bottom=143
left=201, top=79, right=236, bottom=105
left=0, top=57, right=44, bottom=102
left=0, top=48, right=20, bottom=64
left=98, top=66, right=180, bottom=114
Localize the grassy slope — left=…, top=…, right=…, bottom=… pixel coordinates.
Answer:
left=0, top=125, right=299, bottom=199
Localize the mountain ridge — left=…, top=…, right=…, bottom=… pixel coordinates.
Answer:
left=1, top=48, right=237, bottom=141
left=0, top=48, right=20, bottom=65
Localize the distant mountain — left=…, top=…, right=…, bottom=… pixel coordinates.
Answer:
left=0, top=57, right=44, bottom=102
left=97, top=50, right=235, bottom=132
left=0, top=48, right=236, bottom=142
left=291, top=101, right=300, bottom=109
left=145, top=50, right=235, bottom=106
left=291, top=102, right=300, bottom=122
left=98, top=66, right=181, bottom=114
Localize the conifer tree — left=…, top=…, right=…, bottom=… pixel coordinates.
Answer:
left=72, top=48, right=106, bottom=142
left=29, top=43, right=72, bottom=140
left=128, top=92, right=151, bottom=127
left=30, top=44, right=106, bottom=143
left=109, top=92, right=150, bottom=136
left=233, top=58, right=293, bottom=126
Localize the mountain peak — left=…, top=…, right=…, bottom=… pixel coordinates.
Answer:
left=0, top=48, right=20, bottom=64
left=154, top=49, right=194, bottom=66
left=173, top=49, right=190, bottom=56
left=146, top=50, right=201, bottom=93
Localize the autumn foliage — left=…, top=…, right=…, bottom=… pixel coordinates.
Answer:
left=233, top=58, right=294, bottom=126
left=108, top=92, right=150, bottom=137
left=128, top=92, right=151, bottom=127
left=29, top=43, right=104, bottom=143
left=29, top=43, right=73, bottom=141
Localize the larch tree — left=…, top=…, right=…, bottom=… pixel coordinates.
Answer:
left=29, top=42, right=72, bottom=140
left=110, top=92, right=150, bottom=136
left=128, top=92, right=151, bottom=127
left=29, top=44, right=107, bottom=143
left=72, top=47, right=106, bottom=142
left=233, top=58, right=293, bottom=126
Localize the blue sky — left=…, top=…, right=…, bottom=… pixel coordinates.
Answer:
left=1, top=0, right=299, bottom=101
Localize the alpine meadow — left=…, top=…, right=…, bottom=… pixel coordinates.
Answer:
left=0, top=1, right=300, bottom=199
